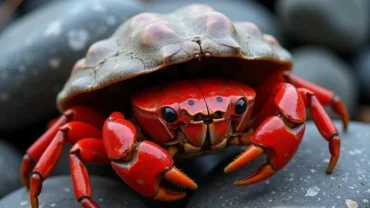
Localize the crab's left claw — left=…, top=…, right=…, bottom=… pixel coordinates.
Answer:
left=224, top=116, right=305, bottom=186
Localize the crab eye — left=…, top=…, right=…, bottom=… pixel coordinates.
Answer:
left=193, top=113, right=203, bottom=121
left=161, top=107, right=177, bottom=123
left=214, top=111, right=224, bottom=119
left=235, top=98, right=247, bottom=115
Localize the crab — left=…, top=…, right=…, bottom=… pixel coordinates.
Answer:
left=20, top=4, right=349, bottom=208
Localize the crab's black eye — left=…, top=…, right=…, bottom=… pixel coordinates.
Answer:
left=235, top=98, right=247, bottom=115
left=214, top=111, right=224, bottom=119
left=162, top=107, right=177, bottom=123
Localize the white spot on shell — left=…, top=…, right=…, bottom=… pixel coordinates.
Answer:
left=305, top=186, right=320, bottom=197
left=345, top=199, right=358, bottom=208
left=106, top=16, right=117, bottom=26
left=44, top=21, right=63, bottom=37
left=67, top=29, right=90, bottom=51
left=49, top=58, right=61, bottom=69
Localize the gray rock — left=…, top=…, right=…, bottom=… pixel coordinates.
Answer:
left=0, top=0, right=143, bottom=132
left=142, top=0, right=281, bottom=40
left=354, top=47, right=370, bottom=101
left=0, top=175, right=148, bottom=208
left=291, top=46, right=359, bottom=118
left=276, top=0, right=370, bottom=52
left=0, top=140, right=22, bottom=198
left=187, top=121, right=370, bottom=208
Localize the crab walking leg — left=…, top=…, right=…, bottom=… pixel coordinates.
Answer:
left=21, top=106, right=106, bottom=188
left=69, top=139, right=110, bottom=208
left=298, top=88, right=341, bottom=173
left=104, top=112, right=198, bottom=201
left=225, top=83, right=306, bottom=186
left=283, top=71, right=349, bottom=131
left=29, top=122, right=102, bottom=208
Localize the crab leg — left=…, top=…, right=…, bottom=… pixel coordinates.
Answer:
left=69, top=138, right=110, bottom=208
left=298, top=88, right=340, bottom=173
left=104, top=112, right=197, bottom=201
left=29, top=121, right=102, bottom=208
left=21, top=106, right=106, bottom=188
left=283, top=71, right=349, bottom=131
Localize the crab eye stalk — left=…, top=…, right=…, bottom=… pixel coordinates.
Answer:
left=161, top=107, right=177, bottom=123
left=235, top=98, right=247, bottom=115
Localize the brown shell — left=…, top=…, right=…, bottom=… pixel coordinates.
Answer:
left=57, top=4, right=292, bottom=112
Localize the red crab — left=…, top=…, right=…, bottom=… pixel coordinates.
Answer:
left=19, top=4, right=349, bottom=208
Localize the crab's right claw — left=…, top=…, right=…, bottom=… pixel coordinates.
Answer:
left=111, top=141, right=197, bottom=201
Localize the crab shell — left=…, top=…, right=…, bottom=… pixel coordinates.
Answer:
left=56, top=4, right=292, bottom=115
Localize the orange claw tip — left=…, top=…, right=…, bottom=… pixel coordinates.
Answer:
left=30, top=196, right=38, bottom=208
left=164, top=167, right=198, bottom=190
left=153, top=186, right=187, bottom=201
left=233, top=164, right=275, bottom=186
left=224, top=145, right=264, bottom=174
left=326, top=156, right=339, bottom=174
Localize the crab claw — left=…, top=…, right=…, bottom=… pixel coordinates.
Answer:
left=111, top=141, right=197, bottom=201
left=224, top=116, right=305, bottom=186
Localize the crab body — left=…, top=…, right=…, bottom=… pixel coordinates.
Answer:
left=20, top=4, right=350, bottom=208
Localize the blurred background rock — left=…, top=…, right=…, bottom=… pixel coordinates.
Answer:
left=0, top=0, right=369, bottom=207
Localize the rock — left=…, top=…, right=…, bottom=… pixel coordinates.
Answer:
left=187, top=121, right=370, bottom=208
left=0, top=0, right=143, bottom=132
left=276, top=0, right=370, bottom=52
left=0, top=175, right=148, bottom=208
left=353, top=47, right=370, bottom=102
left=0, top=140, right=22, bottom=198
left=142, top=0, right=281, bottom=40
left=291, top=46, right=359, bottom=118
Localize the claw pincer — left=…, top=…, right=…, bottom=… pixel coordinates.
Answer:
left=104, top=113, right=197, bottom=201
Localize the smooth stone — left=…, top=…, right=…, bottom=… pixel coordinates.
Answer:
left=0, top=140, right=22, bottom=198
left=291, top=46, right=359, bottom=118
left=0, top=0, right=143, bottom=132
left=142, top=0, right=281, bottom=40
left=0, top=175, right=147, bottom=208
left=276, top=0, right=370, bottom=52
left=187, top=121, right=370, bottom=208
left=353, top=47, right=370, bottom=102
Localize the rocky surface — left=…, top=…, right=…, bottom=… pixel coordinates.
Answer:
left=0, top=176, right=147, bottom=208
left=0, top=0, right=143, bottom=132
left=187, top=121, right=370, bottom=208
left=291, top=46, right=359, bottom=117
left=276, top=0, right=370, bottom=52
left=143, top=0, right=281, bottom=40
left=0, top=140, right=22, bottom=198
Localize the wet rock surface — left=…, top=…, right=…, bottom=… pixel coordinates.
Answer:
left=0, top=176, right=147, bottom=208
left=291, top=46, right=359, bottom=117
left=0, top=0, right=143, bottom=132
left=143, top=0, right=281, bottom=40
left=276, top=0, right=370, bottom=52
left=187, top=121, right=370, bottom=208
left=0, top=140, right=22, bottom=198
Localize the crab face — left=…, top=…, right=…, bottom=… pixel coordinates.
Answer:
left=131, top=78, right=256, bottom=152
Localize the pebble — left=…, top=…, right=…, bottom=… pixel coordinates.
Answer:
left=187, top=121, right=370, bottom=208
left=0, top=0, right=143, bottom=132
left=291, top=46, right=359, bottom=117
left=276, top=0, right=370, bottom=52
left=353, top=47, right=370, bottom=102
left=0, top=140, right=22, bottom=198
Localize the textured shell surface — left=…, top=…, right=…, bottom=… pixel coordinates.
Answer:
left=57, top=4, right=292, bottom=112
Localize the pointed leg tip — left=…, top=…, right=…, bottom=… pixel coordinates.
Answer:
left=234, top=180, right=250, bottom=186
left=154, top=186, right=188, bottom=201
